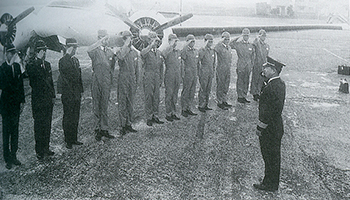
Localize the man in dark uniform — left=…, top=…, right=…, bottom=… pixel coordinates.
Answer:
left=254, top=57, right=286, bottom=192
left=58, top=38, right=84, bottom=149
left=141, top=32, right=164, bottom=126
left=26, top=40, right=55, bottom=160
left=198, top=34, right=215, bottom=112
left=0, top=44, right=25, bottom=169
left=251, top=29, right=269, bottom=101
left=116, top=31, right=139, bottom=135
left=230, top=28, right=255, bottom=103
left=87, top=30, right=116, bottom=140
left=181, top=34, right=198, bottom=117
left=162, top=33, right=181, bottom=122
left=214, top=31, right=233, bottom=110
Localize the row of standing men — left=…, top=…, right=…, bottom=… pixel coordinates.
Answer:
left=0, top=28, right=269, bottom=167
left=0, top=27, right=286, bottom=194
left=90, top=28, right=270, bottom=140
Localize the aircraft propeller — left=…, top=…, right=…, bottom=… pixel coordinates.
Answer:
left=106, top=3, right=193, bottom=51
left=0, top=7, right=35, bottom=48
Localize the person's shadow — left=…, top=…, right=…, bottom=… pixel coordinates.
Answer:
left=196, top=111, right=207, bottom=139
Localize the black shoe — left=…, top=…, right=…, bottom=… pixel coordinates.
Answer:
left=36, top=154, right=44, bottom=160
left=187, top=110, right=197, bottom=115
left=66, top=143, right=73, bottom=149
left=12, top=158, right=22, bottom=166
left=166, top=115, right=174, bottom=122
left=126, top=125, right=137, bottom=133
left=120, top=127, right=127, bottom=136
left=95, top=134, right=102, bottom=141
left=101, top=130, right=115, bottom=139
left=95, top=130, right=102, bottom=141
left=146, top=119, right=153, bottom=126
left=46, top=150, right=55, bottom=156
left=217, top=103, right=228, bottom=110
left=72, top=141, right=83, bottom=145
left=253, top=94, right=260, bottom=101
left=5, top=162, right=12, bottom=169
left=172, top=114, right=180, bottom=120
left=205, top=106, right=212, bottom=110
left=237, top=98, right=246, bottom=103
left=153, top=117, right=164, bottom=124
left=223, top=102, right=232, bottom=108
left=181, top=110, right=189, bottom=117
left=198, top=107, right=206, bottom=112
left=253, top=183, right=278, bottom=192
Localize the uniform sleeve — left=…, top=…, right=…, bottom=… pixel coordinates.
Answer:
left=229, top=41, right=237, bottom=50
left=47, top=62, right=56, bottom=98
left=0, top=64, right=4, bottom=90
left=181, top=48, right=187, bottom=61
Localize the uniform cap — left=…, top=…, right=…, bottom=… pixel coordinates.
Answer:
left=6, top=44, right=16, bottom=53
left=242, top=28, right=250, bottom=35
left=121, top=30, right=132, bottom=37
left=204, top=34, right=214, bottom=41
left=168, top=33, right=179, bottom=41
left=35, top=40, right=47, bottom=51
left=66, top=38, right=78, bottom=47
left=186, top=34, right=195, bottom=41
left=98, top=29, right=108, bottom=38
left=264, top=56, right=285, bottom=74
left=258, top=29, right=266, bottom=36
left=221, top=31, right=230, bottom=39
left=148, top=31, right=160, bottom=40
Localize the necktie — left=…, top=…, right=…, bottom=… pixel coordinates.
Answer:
left=11, top=64, right=15, bottom=78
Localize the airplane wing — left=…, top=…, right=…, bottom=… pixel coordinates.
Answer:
left=172, top=24, right=343, bottom=37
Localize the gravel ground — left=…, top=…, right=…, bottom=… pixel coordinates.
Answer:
left=1, top=25, right=350, bottom=199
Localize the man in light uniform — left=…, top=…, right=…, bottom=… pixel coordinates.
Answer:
left=141, top=32, right=164, bottom=126
left=198, top=34, right=215, bottom=112
left=181, top=34, right=198, bottom=117
left=162, top=33, right=181, bottom=122
left=230, top=28, right=255, bottom=103
left=116, top=31, right=139, bottom=135
left=87, top=30, right=116, bottom=140
left=251, top=29, right=269, bottom=101
left=214, top=31, right=233, bottom=110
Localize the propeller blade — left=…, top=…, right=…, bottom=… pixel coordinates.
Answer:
left=153, top=13, right=193, bottom=32
left=105, top=3, right=140, bottom=31
left=8, top=7, right=35, bottom=27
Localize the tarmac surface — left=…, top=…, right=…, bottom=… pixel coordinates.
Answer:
left=1, top=17, right=350, bottom=199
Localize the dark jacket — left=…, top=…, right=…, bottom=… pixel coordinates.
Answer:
left=58, top=54, right=83, bottom=100
left=26, top=59, right=55, bottom=108
left=0, top=61, right=25, bottom=114
left=259, top=77, right=286, bottom=136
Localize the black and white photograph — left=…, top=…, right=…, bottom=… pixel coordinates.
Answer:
left=0, top=0, right=350, bottom=199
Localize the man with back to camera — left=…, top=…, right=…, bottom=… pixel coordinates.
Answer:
left=162, top=33, right=181, bottom=122
left=198, top=34, right=215, bottom=112
left=58, top=38, right=84, bottom=149
left=141, top=32, right=164, bottom=126
left=251, top=29, right=269, bottom=101
left=180, top=34, right=198, bottom=117
left=0, top=44, right=25, bottom=169
left=26, top=40, right=55, bottom=160
left=116, top=30, right=139, bottom=135
left=214, top=31, right=233, bottom=110
left=87, top=30, right=116, bottom=141
left=254, top=57, right=286, bottom=192
left=230, top=28, right=255, bottom=104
